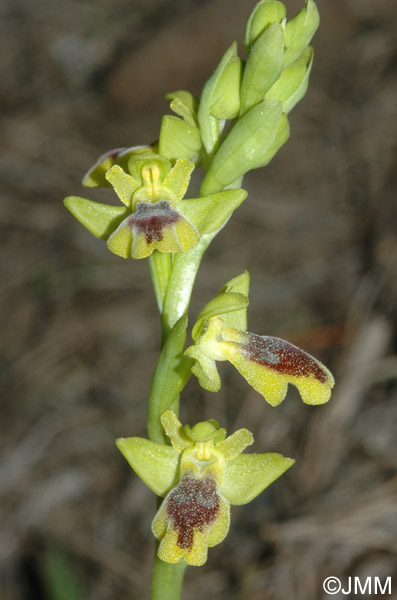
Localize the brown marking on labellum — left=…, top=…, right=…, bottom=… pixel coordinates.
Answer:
left=166, top=475, right=220, bottom=551
left=127, top=199, right=180, bottom=245
left=243, top=334, right=328, bottom=383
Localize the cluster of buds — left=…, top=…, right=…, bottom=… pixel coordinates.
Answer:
left=65, top=0, right=319, bottom=259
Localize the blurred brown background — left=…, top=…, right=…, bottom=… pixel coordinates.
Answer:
left=1, top=0, right=396, bottom=598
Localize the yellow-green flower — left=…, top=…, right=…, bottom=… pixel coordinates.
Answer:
left=185, top=271, right=335, bottom=406
left=65, top=152, right=246, bottom=260
left=116, top=410, right=294, bottom=566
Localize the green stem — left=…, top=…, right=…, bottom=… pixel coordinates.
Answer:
left=150, top=550, right=187, bottom=600
left=147, top=217, right=227, bottom=599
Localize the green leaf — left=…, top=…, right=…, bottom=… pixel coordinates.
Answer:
left=159, top=115, right=202, bottom=162
left=116, top=437, right=180, bottom=497
left=178, top=188, right=247, bottom=235
left=64, top=196, right=129, bottom=239
left=43, top=550, right=84, bottom=600
left=147, top=315, right=192, bottom=444
left=166, top=90, right=199, bottom=127
left=210, top=57, right=243, bottom=120
left=244, top=0, right=286, bottom=50
left=265, top=46, right=313, bottom=113
left=198, top=42, right=238, bottom=154
left=240, top=23, right=284, bottom=116
left=200, top=100, right=283, bottom=195
left=221, top=453, right=295, bottom=505
left=284, top=0, right=319, bottom=68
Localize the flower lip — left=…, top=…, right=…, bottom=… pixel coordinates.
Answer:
left=242, top=333, right=329, bottom=383
left=166, top=474, right=220, bottom=551
left=127, top=199, right=180, bottom=244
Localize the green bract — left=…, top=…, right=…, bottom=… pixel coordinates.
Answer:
left=200, top=100, right=283, bottom=195
left=117, top=411, right=294, bottom=566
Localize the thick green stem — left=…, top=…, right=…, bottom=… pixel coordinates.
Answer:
left=150, top=550, right=187, bottom=600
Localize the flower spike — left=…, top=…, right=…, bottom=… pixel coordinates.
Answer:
left=117, top=411, right=293, bottom=566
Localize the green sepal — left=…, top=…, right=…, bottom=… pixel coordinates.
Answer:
left=191, top=271, right=249, bottom=341
left=240, top=23, right=284, bottom=117
left=210, top=57, right=244, bottom=120
left=254, top=112, right=290, bottom=168
left=198, top=42, right=238, bottom=154
left=64, top=196, right=129, bottom=239
left=163, top=159, right=195, bottom=203
left=200, top=100, right=283, bottom=195
left=184, top=345, right=221, bottom=393
left=215, top=270, right=250, bottom=331
left=82, top=145, right=156, bottom=188
left=147, top=315, right=192, bottom=444
left=284, top=0, right=319, bottom=68
left=221, top=453, right=295, bottom=505
left=178, top=189, right=247, bottom=236
left=116, top=437, right=180, bottom=497
left=128, top=152, right=172, bottom=185
left=159, top=115, right=202, bottom=162
left=105, top=165, right=140, bottom=206
left=244, top=0, right=286, bottom=50
left=192, top=293, right=248, bottom=341
left=166, top=90, right=198, bottom=127
left=265, top=46, right=313, bottom=113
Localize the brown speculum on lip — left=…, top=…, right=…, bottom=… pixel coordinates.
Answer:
left=127, top=199, right=180, bottom=244
left=243, top=333, right=328, bottom=383
left=166, top=475, right=220, bottom=550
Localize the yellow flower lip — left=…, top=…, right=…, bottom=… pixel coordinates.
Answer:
left=164, top=474, right=220, bottom=552
left=241, top=332, right=330, bottom=384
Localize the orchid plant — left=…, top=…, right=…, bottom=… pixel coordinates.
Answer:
left=65, top=1, right=333, bottom=598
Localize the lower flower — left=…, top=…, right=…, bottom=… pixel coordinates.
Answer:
left=116, top=410, right=294, bottom=566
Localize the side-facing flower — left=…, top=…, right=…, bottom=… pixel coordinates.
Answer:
left=116, top=410, right=294, bottom=566
left=65, top=151, right=246, bottom=259
left=185, top=271, right=335, bottom=406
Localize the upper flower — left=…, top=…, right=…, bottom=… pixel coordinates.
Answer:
left=185, top=271, right=335, bottom=406
left=64, top=151, right=246, bottom=259
left=116, top=410, right=294, bottom=566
